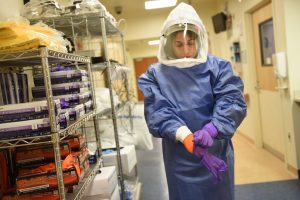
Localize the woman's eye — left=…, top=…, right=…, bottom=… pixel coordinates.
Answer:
left=175, top=43, right=183, bottom=47
left=188, top=41, right=196, bottom=46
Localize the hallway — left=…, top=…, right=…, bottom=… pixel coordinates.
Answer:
left=136, top=131, right=298, bottom=200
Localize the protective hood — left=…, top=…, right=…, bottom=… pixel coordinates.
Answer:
left=157, top=3, right=208, bottom=68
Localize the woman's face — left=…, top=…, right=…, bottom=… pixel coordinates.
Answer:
left=172, top=31, right=198, bottom=59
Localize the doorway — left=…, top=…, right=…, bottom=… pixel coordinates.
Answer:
left=134, top=56, right=158, bottom=102
left=251, top=2, right=285, bottom=159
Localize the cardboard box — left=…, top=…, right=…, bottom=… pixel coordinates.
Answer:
left=84, top=166, right=118, bottom=198
left=102, top=145, right=137, bottom=176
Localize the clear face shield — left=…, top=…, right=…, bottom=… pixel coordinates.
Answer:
left=158, top=23, right=208, bottom=68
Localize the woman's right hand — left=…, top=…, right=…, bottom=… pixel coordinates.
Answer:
left=182, top=134, right=194, bottom=154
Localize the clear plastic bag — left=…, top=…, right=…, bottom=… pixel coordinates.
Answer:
left=64, top=0, right=106, bottom=15
left=21, top=0, right=63, bottom=19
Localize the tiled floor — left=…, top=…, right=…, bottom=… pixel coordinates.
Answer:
left=136, top=138, right=169, bottom=200
left=233, top=133, right=297, bottom=185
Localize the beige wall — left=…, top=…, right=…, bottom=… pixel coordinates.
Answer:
left=210, top=0, right=265, bottom=145
left=0, top=0, right=23, bottom=21
left=212, top=0, right=299, bottom=169
left=126, top=40, right=159, bottom=101
left=283, top=0, right=300, bottom=92
left=281, top=0, right=300, bottom=170
left=190, top=2, right=219, bottom=55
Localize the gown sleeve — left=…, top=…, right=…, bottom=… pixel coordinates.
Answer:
left=138, top=65, right=188, bottom=141
left=211, top=60, right=247, bottom=139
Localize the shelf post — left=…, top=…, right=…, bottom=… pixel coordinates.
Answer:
left=40, top=47, right=66, bottom=200
left=120, top=34, right=133, bottom=133
left=86, top=61, right=103, bottom=158
left=100, top=17, right=126, bottom=200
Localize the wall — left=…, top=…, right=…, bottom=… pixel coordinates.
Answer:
left=284, top=1, right=300, bottom=94
left=205, top=0, right=261, bottom=144
left=212, top=0, right=299, bottom=169
left=126, top=40, right=159, bottom=101
left=281, top=0, right=300, bottom=171
left=0, top=0, right=23, bottom=21
left=191, top=2, right=220, bottom=55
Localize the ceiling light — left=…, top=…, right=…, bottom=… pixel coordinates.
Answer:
left=145, top=0, right=177, bottom=10
left=148, top=40, right=160, bottom=45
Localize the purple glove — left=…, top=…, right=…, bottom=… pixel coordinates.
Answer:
left=193, top=145, right=206, bottom=158
left=193, top=146, right=228, bottom=183
left=193, top=122, right=218, bottom=148
left=203, top=122, right=218, bottom=137
left=202, top=152, right=228, bottom=183
left=193, top=130, right=213, bottom=147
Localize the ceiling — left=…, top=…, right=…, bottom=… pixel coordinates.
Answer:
left=99, top=0, right=216, bottom=17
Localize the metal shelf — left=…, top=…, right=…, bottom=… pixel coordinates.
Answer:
left=66, top=160, right=101, bottom=200
left=27, top=10, right=131, bottom=199
left=0, top=49, right=90, bottom=67
left=30, top=11, right=121, bottom=37
left=95, top=103, right=127, bottom=119
left=92, top=62, right=131, bottom=79
left=0, top=46, right=103, bottom=200
left=96, top=107, right=113, bottom=118
left=0, top=111, right=95, bottom=149
left=0, top=135, right=52, bottom=149
left=60, top=110, right=95, bottom=139
left=92, top=62, right=107, bottom=71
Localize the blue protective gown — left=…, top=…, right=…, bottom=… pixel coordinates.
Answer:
left=138, top=54, right=247, bottom=200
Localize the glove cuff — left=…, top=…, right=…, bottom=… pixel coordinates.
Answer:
left=203, top=122, right=218, bottom=137
left=176, top=126, right=192, bottom=142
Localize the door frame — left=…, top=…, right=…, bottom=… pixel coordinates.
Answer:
left=133, top=56, right=158, bottom=102
left=244, top=1, right=288, bottom=161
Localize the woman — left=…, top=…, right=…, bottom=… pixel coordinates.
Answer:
left=138, top=3, right=247, bottom=200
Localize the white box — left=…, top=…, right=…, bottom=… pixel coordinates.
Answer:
left=83, top=185, right=120, bottom=200
left=84, top=166, right=118, bottom=198
left=101, top=185, right=120, bottom=200
left=102, top=145, right=137, bottom=176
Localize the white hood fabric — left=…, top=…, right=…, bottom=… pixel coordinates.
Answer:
left=157, top=3, right=208, bottom=68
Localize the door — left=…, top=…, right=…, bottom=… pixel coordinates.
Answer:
left=252, top=3, right=285, bottom=159
left=134, top=57, right=158, bottom=101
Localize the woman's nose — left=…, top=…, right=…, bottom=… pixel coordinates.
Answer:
left=183, top=45, right=191, bottom=57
